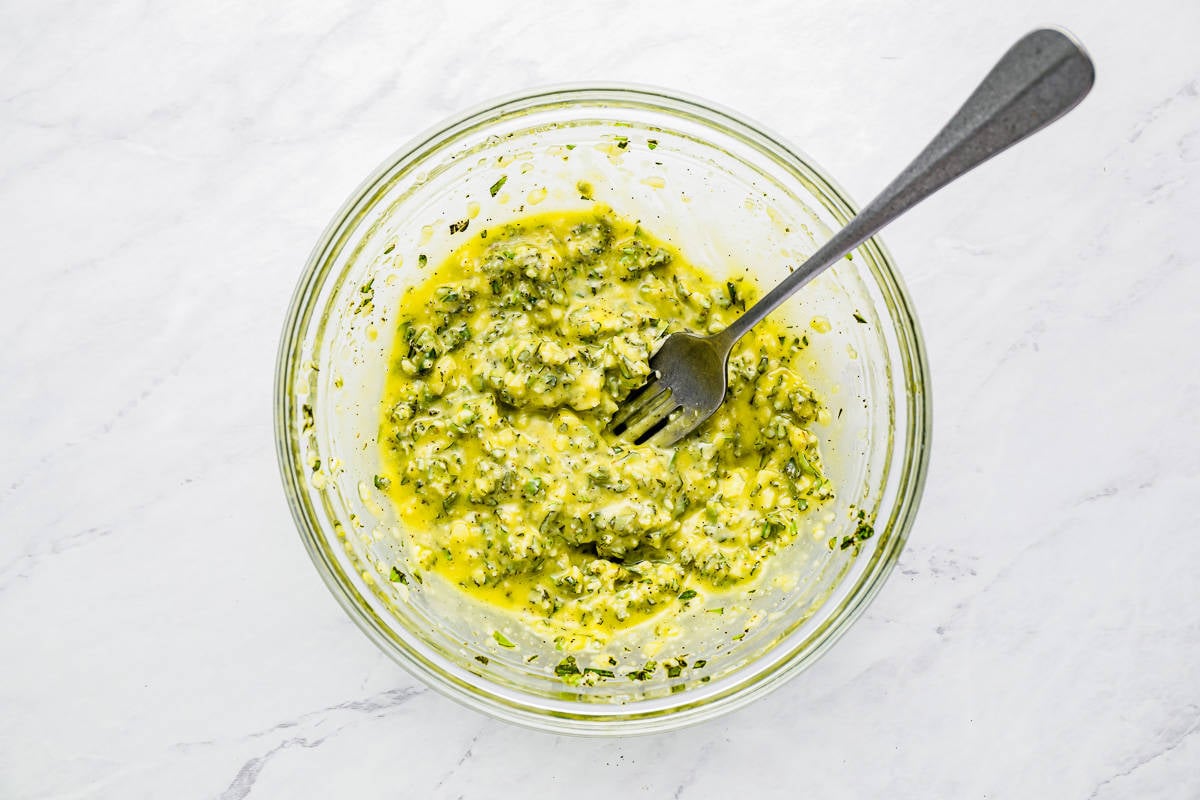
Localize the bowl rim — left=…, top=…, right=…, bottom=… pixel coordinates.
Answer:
left=274, top=82, right=932, bottom=735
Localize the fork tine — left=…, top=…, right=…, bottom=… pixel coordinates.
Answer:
left=608, top=378, right=667, bottom=433
left=646, top=407, right=706, bottom=448
left=619, top=390, right=678, bottom=442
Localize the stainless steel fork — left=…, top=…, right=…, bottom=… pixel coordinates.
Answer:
left=610, top=28, right=1094, bottom=446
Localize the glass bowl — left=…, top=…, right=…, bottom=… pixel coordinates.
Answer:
left=274, top=85, right=931, bottom=735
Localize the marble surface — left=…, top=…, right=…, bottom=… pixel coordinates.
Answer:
left=3, top=0, right=1198, bottom=797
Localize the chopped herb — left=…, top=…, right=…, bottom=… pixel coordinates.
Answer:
left=853, top=312, right=868, bottom=324
left=374, top=474, right=391, bottom=490
left=489, top=175, right=507, bottom=197
left=678, top=589, right=698, bottom=601
left=493, top=631, right=516, bottom=648
left=311, top=460, right=320, bottom=473
left=301, top=404, right=313, bottom=431
left=614, top=135, right=629, bottom=149
left=418, top=254, right=427, bottom=268
left=555, top=656, right=581, bottom=676
left=627, top=661, right=657, bottom=681
left=389, top=567, right=409, bottom=584
left=383, top=242, right=395, bottom=254
left=583, top=667, right=615, bottom=678
left=565, top=144, right=576, bottom=150
left=707, top=607, right=724, bottom=615
left=647, top=139, right=658, bottom=150
left=693, top=659, right=707, bottom=669
left=474, top=655, right=489, bottom=665
left=450, top=218, right=470, bottom=235
left=354, top=278, right=375, bottom=313
left=784, top=452, right=820, bottom=478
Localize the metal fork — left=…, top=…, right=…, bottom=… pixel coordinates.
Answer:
left=610, top=28, right=1094, bottom=446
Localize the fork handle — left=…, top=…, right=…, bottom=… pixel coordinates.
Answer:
left=714, top=28, right=1094, bottom=348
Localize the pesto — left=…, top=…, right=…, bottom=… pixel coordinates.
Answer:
left=379, top=210, right=833, bottom=640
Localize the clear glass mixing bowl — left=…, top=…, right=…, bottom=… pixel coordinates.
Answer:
left=274, top=86, right=931, bottom=734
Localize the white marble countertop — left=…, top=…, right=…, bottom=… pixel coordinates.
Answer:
left=3, top=1, right=1198, bottom=797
